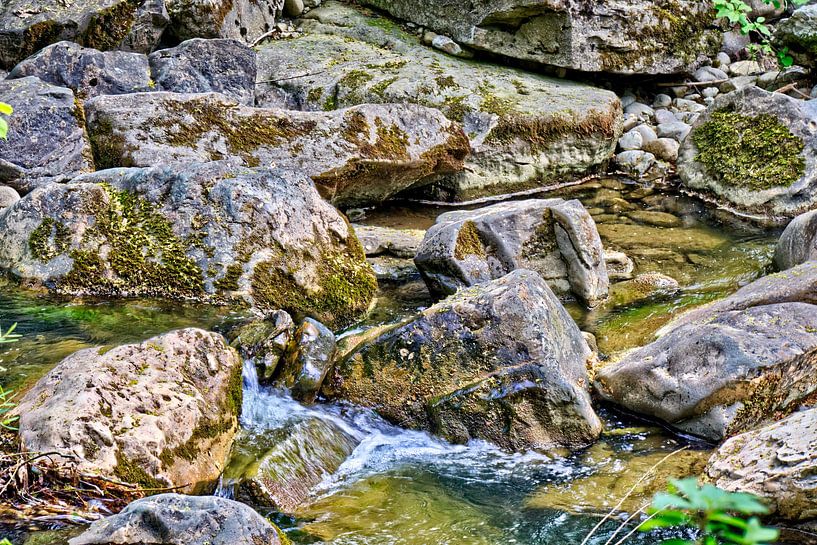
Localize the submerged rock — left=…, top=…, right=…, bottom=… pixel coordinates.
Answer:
left=324, top=269, right=602, bottom=452
left=0, top=77, right=94, bottom=194
left=678, top=86, right=817, bottom=221
left=15, top=329, right=242, bottom=493
left=256, top=2, right=621, bottom=202
left=595, top=264, right=817, bottom=442
left=84, top=92, right=470, bottom=207
left=8, top=41, right=151, bottom=98
left=276, top=318, right=337, bottom=403
left=148, top=38, right=257, bottom=105
left=69, top=494, right=285, bottom=545
left=775, top=209, right=817, bottom=271
left=706, top=407, right=817, bottom=521
left=414, top=199, right=609, bottom=307
left=0, top=162, right=377, bottom=328
left=358, top=0, right=719, bottom=75
left=166, top=0, right=285, bottom=44
left=230, top=310, right=296, bottom=382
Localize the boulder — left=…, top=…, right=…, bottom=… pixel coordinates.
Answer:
left=165, top=0, right=284, bottom=44
left=358, top=0, right=720, bottom=75
left=775, top=209, right=817, bottom=271
left=354, top=224, right=425, bottom=258
left=775, top=4, right=817, bottom=67
left=118, top=0, right=170, bottom=54
left=0, top=185, right=19, bottom=209
left=678, top=86, right=817, bottom=221
left=148, top=38, right=257, bottom=105
left=0, top=162, right=377, bottom=328
left=255, top=2, right=622, bottom=202
left=9, top=41, right=152, bottom=98
left=323, top=269, right=603, bottom=452
left=0, top=0, right=151, bottom=69
left=84, top=91, right=470, bottom=207
left=414, top=199, right=609, bottom=307
left=0, top=77, right=94, bottom=194
left=15, top=329, right=242, bottom=492
left=706, top=408, right=817, bottom=521
left=69, top=494, right=284, bottom=545
left=595, top=264, right=817, bottom=442
left=275, top=317, right=337, bottom=403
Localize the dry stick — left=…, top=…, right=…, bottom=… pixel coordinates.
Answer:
left=612, top=509, right=666, bottom=545
left=603, top=502, right=651, bottom=545
left=656, top=79, right=729, bottom=87
left=774, top=82, right=811, bottom=99
left=579, top=446, right=689, bottom=545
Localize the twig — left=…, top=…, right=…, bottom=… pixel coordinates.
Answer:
left=656, top=79, right=729, bottom=87
left=250, top=29, right=279, bottom=47
left=774, top=82, right=811, bottom=99
left=612, top=509, right=665, bottom=545
left=604, top=501, right=650, bottom=545
left=256, top=70, right=328, bottom=84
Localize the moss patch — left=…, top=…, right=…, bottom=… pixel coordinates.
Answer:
left=693, top=110, right=806, bottom=191
left=454, top=221, right=485, bottom=260
left=29, top=218, right=70, bottom=262
left=81, top=0, right=140, bottom=51
left=113, top=450, right=165, bottom=490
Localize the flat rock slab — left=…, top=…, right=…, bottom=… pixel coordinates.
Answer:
left=15, top=329, right=242, bottom=493
left=84, top=91, right=470, bottom=207
left=0, top=76, right=94, bottom=194
left=256, top=2, right=621, bottom=202
left=166, top=0, right=284, bottom=44
left=0, top=162, right=377, bottom=328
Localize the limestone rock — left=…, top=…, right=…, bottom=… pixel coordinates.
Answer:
left=706, top=408, right=817, bottom=521
left=256, top=2, right=622, bottom=202
left=148, top=38, right=257, bottom=105
left=775, top=5, right=817, bottom=67
left=165, top=0, right=285, bottom=44
left=354, top=225, right=425, bottom=259
left=69, top=494, right=284, bottom=545
left=118, top=0, right=170, bottom=54
left=324, top=269, right=602, bottom=452
left=0, top=185, right=19, bottom=210
left=0, top=162, right=377, bottom=328
left=84, top=91, right=470, bottom=207
left=414, top=199, right=609, bottom=307
left=0, top=77, right=94, bottom=194
left=276, top=318, right=337, bottom=403
left=9, top=41, right=152, bottom=98
left=775, top=209, right=817, bottom=271
left=229, top=310, right=296, bottom=382
left=15, top=329, right=242, bottom=493
left=678, top=86, right=817, bottom=221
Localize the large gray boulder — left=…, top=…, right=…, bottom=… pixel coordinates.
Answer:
left=678, top=86, right=817, bottom=222
left=323, top=269, right=603, bottom=452
left=256, top=2, right=622, bottom=202
left=0, top=162, right=377, bottom=328
left=414, top=199, right=609, bottom=307
left=358, top=0, right=719, bottom=75
left=166, top=0, right=284, bottom=44
left=69, top=494, right=284, bottom=545
left=84, top=91, right=470, bottom=207
left=0, top=0, right=155, bottom=69
left=15, top=329, right=242, bottom=493
left=706, top=407, right=817, bottom=521
left=775, top=209, right=817, bottom=271
left=595, top=263, right=817, bottom=442
left=9, top=41, right=152, bottom=98
left=148, top=38, right=257, bottom=105
left=0, top=77, right=94, bottom=194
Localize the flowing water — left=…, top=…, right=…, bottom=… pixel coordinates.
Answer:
left=2, top=178, right=779, bottom=545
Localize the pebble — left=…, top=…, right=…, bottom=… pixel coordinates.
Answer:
left=657, top=121, right=691, bottom=142
left=673, top=98, right=706, bottom=113
left=757, top=70, right=781, bottom=89
left=284, top=0, right=305, bottom=16
left=702, top=87, right=719, bottom=98
left=615, top=150, right=656, bottom=177
left=622, top=114, right=640, bottom=132
left=719, top=75, right=758, bottom=93
left=432, top=35, right=464, bottom=56
left=721, top=31, right=750, bottom=56
left=624, top=102, right=655, bottom=121
left=694, top=66, right=728, bottom=83
left=0, top=185, right=20, bottom=209
left=653, top=94, right=672, bottom=108
left=675, top=111, right=700, bottom=125
left=670, top=86, right=689, bottom=98
left=618, top=129, right=643, bottom=151
left=620, top=93, right=637, bottom=108
left=812, top=85, right=817, bottom=99
left=654, top=108, right=676, bottom=125
left=715, top=52, right=732, bottom=67
left=632, top=124, right=658, bottom=144
left=729, top=60, right=764, bottom=77
left=642, top=138, right=680, bottom=162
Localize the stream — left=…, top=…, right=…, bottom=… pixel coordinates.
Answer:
left=1, top=177, right=779, bottom=545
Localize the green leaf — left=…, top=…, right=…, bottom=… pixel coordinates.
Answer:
left=0, top=118, right=7, bottom=140
left=0, top=102, right=12, bottom=115
left=639, top=510, right=690, bottom=531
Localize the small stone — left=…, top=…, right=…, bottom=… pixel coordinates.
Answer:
left=703, top=97, right=715, bottom=106
left=721, top=31, right=750, bottom=56
left=641, top=138, right=680, bottom=162
left=719, top=75, right=758, bottom=93
left=657, top=121, right=691, bottom=142
left=694, top=66, right=728, bottom=83
left=654, top=109, right=676, bottom=124
left=675, top=111, right=699, bottom=125
left=604, top=250, right=634, bottom=281
left=715, top=52, right=732, bottom=67
left=622, top=114, right=640, bottom=132
left=670, top=86, right=688, bottom=97
left=624, top=102, right=655, bottom=121
left=729, top=60, right=764, bottom=77
left=683, top=93, right=702, bottom=101
left=432, top=35, right=463, bottom=56
left=620, top=93, right=637, bottom=108
left=702, top=87, right=719, bottom=98
left=618, top=129, right=643, bottom=151
left=284, top=0, right=304, bottom=17
left=422, top=30, right=438, bottom=45
left=615, top=150, right=656, bottom=177
left=632, top=124, right=657, bottom=144
left=673, top=98, right=706, bottom=113
left=652, top=94, right=672, bottom=108
left=812, top=85, right=817, bottom=99
left=0, top=185, right=19, bottom=209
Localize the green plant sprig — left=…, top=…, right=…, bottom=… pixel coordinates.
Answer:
left=0, top=102, right=11, bottom=139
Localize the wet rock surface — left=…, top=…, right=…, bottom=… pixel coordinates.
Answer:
left=775, top=209, right=817, bottom=271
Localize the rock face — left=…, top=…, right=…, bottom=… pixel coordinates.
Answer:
left=84, top=91, right=470, bottom=207
left=15, top=329, right=242, bottom=493
left=0, top=162, right=377, bottom=328
left=9, top=41, right=152, bottom=98
left=0, top=77, right=94, bottom=194
left=706, top=408, right=817, bottom=521
left=148, top=39, right=257, bottom=105
left=0, top=0, right=152, bottom=70
left=775, top=4, right=817, bottom=67
left=324, top=269, right=602, bottom=452
left=414, top=199, right=609, bottom=307
left=69, top=494, right=284, bottom=545
left=358, top=0, right=719, bottom=75
left=256, top=2, right=622, bottom=202
left=775, top=209, right=817, bottom=271
left=678, top=86, right=817, bottom=221
left=595, top=262, right=817, bottom=442
left=165, top=0, right=285, bottom=44
left=276, top=318, right=337, bottom=403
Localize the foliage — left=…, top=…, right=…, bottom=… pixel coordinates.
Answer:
left=0, top=102, right=10, bottom=139
left=0, top=324, right=20, bottom=430
left=639, top=478, right=779, bottom=545
left=714, top=0, right=809, bottom=67
left=0, top=539, right=10, bottom=545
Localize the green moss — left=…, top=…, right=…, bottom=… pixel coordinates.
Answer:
left=454, top=221, right=485, bottom=260
left=441, top=95, right=470, bottom=123
left=693, top=110, right=806, bottom=191
left=89, top=116, right=136, bottom=170
left=19, top=20, right=63, bottom=65
left=81, top=0, right=140, bottom=51
left=323, top=94, right=338, bottom=111
left=29, top=218, right=70, bottom=262
left=307, top=87, right=324, bottom=104
left=113, top=450, right=165, bottom=490
left=370, top=77, right=398, bottom=99
left=339, top=70, right=374, bottom=93
left=214, top=263, right=243, bottom=292
left=60, top=184, right=205, bottom=299
left=435, top=75, right=457, bottom=90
